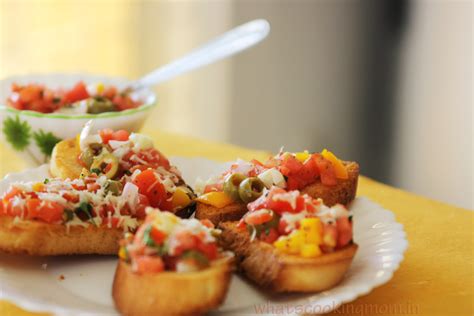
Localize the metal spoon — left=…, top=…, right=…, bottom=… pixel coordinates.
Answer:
left=127, top=19, right=270, bottom=92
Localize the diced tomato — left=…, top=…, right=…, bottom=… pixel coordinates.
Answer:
left=135, top=256, right=165, bottom=274
left=113, top=95, right=139, bottom=111
left=28, top=200, right=63, bottom=223
left=200, top=219, right=215, bottom=228
left=112, top=129, right=130, bottom=141
left=62, top=192, right=79, bottom=203
left=19, top=85, right=43, bottom=103
left=173, top=231, right=198, bottom=256
left=87, top=183, right=101, bottom=192
left=244, top=209, right=273, bottom=225
left=260, top=228, right=279, bottom=243
left=150, top=227, right=166, bottom=244
left=62, top=81, right=89, bottom=104
left=247, top=194, right=268, bottom=212
left=280, top=155, right=303, bottom=176
left=278, top=219, right=289, bottom=235
left=135, top=194, right=150, bottom=219
left=132, top=170, right=167, bottom=208
left=158, top=197, right=173, bottom=211
left=313, top=154, right=337, bottom=186
left=99, top=128, right=114, bottom=144
left=336, top=217, right=353, bottom=248
left=102, top=86, right=117, bottom=99
left=197, top=241, right=218, bottom=260
left=102, top=217, right=120, bottom=228
left=2, top=186, right=22, bottom=202
left=5, top=200, right=24, bottom=216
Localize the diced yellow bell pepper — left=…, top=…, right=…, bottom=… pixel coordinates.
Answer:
left=172, top=187, right=191, bottom=209
left=286, top=230, right=305, bottom=254
left=321, top=149, right=348, bottom=179
left=32, top=182, right=44, bottom=192
left=295, top=151, right=310, bottom=163
left=301, top=244, right=322, bottom=258
left=300, top=217, right=323, bottom=244
left=274, top=236, right=289, bottom=252
left=96, top=82, right=105, bottom=94
left=196, top=192, right=234, bottom=208
left=118, top=246, right=127, bottom=260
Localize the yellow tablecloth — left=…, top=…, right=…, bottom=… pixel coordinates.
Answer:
left=1, top=129, right=473, bottom=316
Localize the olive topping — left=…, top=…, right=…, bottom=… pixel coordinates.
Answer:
left=238, top=177, right=265, bottom=203
left=90, top=152, right=119, bottom=179
left=86, top=97, right=117, bottom=114
left=79, top=148, right=95, bottom=168
left=223, top=173, right=247, bottom=201
left=105, top=180, right=123, bottom=195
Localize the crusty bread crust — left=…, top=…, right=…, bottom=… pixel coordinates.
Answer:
left=0, top=216, right=123, bottom=256
left=195, top=202, right=246, bottom=226
left=196, top=161, right=360, bottom=225
left=50, top=138, right=83, bottom=180
left=301, top=161, right=359, bottom=206
left=112, top=255, right=234, bottom=316
left=219, top=221, right=357, bottom=293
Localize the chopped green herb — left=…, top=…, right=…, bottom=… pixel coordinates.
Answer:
left=348, top=215, right=353, bottom=222
left=43, top=178, right=50, bottom=184
left=90, top=168, right=101, bottom=175
left=75, top=202, right=95, bottom=225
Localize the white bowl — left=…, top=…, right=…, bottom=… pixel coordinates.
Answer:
left=0, top=73, right=157, bottom=166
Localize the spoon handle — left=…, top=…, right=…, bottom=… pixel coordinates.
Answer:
left=131, top=19, right=270, bottom=91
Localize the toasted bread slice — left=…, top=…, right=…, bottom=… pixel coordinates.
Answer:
left=50, top=138, right=83, bottom=180
left=195, top=201, right=246, bottom=226
left=112, top=255, right=234, bottom=316
left=196, top=161, right=360, bottom=226
left=219, top=221, right=357, bottom=293
left=301, top=161, right=359, bottom=206
left=0, top=216, right=123, bottom=256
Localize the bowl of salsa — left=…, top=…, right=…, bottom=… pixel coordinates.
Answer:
left=0, top=73, right=156, bottom=165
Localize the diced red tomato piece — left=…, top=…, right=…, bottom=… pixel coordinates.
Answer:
left=102, top=86, right=117, bottom=99
left=113, top=95, right=139, bottom=111
left=132, top=170, right=167, bottom=208
left=336, top=217, right=353, bottom=248
left=102, top=217, right=120, bottom=228
left=2, top=186, right=22, bottom=202
left=173, top=231, right=197, bottom=256
left=260, top=228, right=279, bottom=243
left=313, top=154, right=337, bottom=186
left=99, top=128, right=114, bottom=144
left=247, top=194, right=268, bottom=212
left=278, top=219, right=289, bottom=235
left=197, top=241, right=218, bottom=260
left=135, top=256, right=165, bottom=274
left=135, top=194, right=150, bottom=219
left=87, top=183, right=101, bottom=192
left=150, top=227, right=166, bottom=244
left=63, top=81, right=89, bottom=104
left=5, top=201, right=24, bottom=217
left=28, top=200, right=63, bottom=223
left=244, top=209, right=273, bottom=225
left=112, top=129, right=130, bottom=141
left=200, top=219, right=215, bottom=228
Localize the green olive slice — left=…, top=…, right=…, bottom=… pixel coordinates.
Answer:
left=238, top=177, right=265, bottom=203
left=90, top=153, right=119, bottom=179
left=105, top=180, right=123, bottom=195
left=223, top=173, right=247, bottom=202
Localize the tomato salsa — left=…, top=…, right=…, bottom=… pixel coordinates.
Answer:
left=119, top=210, right=224, bottom=274
left=237, top=187, right=353, bottom=258
left=6, top=81, right=142, bottom=114
left=196, top=150, right=349, bottom=207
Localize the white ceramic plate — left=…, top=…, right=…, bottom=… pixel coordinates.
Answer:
left=0, top=157, right=408, bottom=316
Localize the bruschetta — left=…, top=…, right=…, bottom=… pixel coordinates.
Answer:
left=112, top=210, right=234, bottom=316
left=218, top=187, right=357, bottom=293
left=0, top=133, right=195, bottom=255
left=195, top=150, right=359, bottom=225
